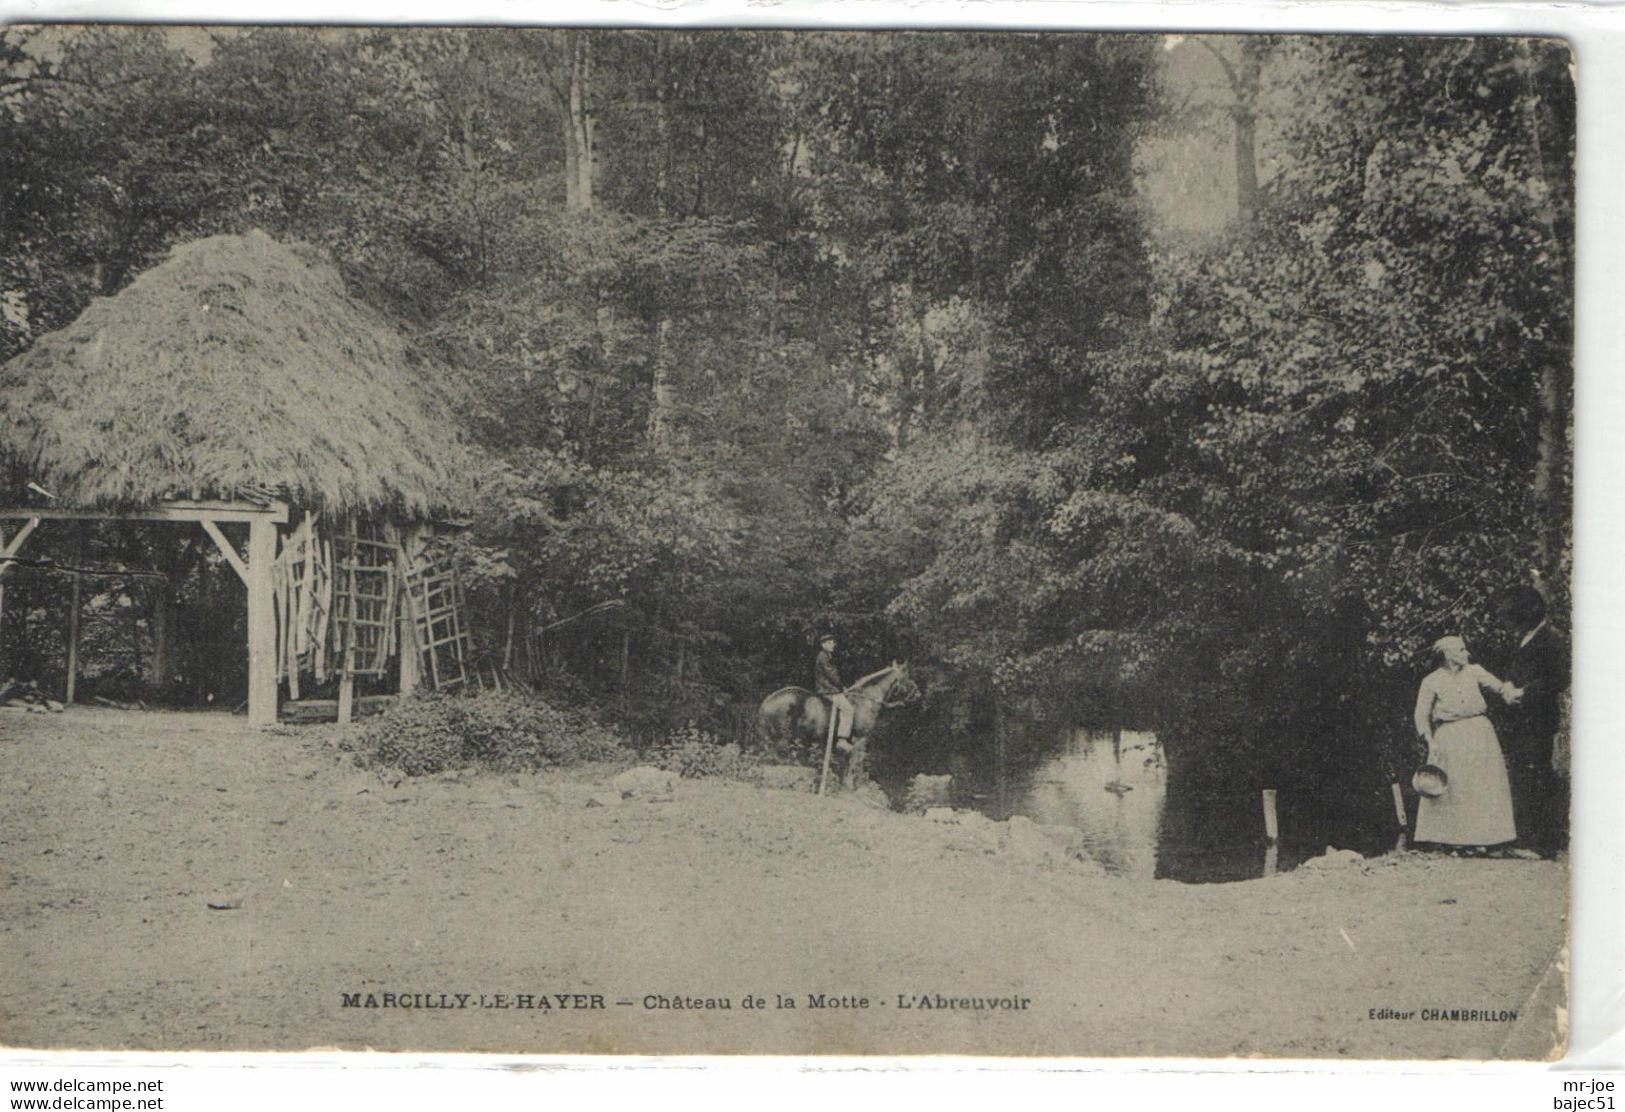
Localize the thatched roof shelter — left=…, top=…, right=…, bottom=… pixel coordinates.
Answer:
left=0, top=229, right=468, bottom=517
left=0, top=230, right=477, bottom=727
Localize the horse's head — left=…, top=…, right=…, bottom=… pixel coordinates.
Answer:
left=882, top=660, right=922, bottom=707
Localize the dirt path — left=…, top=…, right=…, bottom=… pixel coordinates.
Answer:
left=0, top=708, right=1565, bottom=1058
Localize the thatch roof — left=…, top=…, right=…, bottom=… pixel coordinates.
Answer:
left=0, top=230, right=471, bottom=519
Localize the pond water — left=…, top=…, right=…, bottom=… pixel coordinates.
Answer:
left=964, top=728, right=1309, bottom=884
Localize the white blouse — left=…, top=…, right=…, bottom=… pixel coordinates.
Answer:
left=1413, top=664, right=1515, bottom=737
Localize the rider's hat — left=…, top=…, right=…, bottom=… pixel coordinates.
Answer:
left=818, top=631, right=836, bottom=644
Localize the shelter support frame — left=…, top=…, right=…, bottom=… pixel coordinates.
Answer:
left=0, top=500, right=289, bottom=727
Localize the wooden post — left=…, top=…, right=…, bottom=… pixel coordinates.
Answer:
left=148, top=554, right=175, bottom=700
left=395, top=523, right=421, bottom=698
left=337, top=541, right=354, bottom=725
left=1261, top=788, right=1280, bottom=877
left=64, top=525, right=84, bottom=704
left=0, top=523, right=8, bottom=682
left=65, top=571, right=82, bottom=703
left=246, top=518, right=278, bottom=727
left=818, top=706, right=837, bottom=797
left=338, top=558, right=356, bottom=724
left=0, top=521, right=41, bottom=678
left=283, top=525, right=299, bottom=702
left=1390, top=782, right=1408, bottom=853
left=396, top=618, right=418, bottom=698
left=337, top=667, right=355, bottom=724
left=994, top=701, right=1009, bottom=819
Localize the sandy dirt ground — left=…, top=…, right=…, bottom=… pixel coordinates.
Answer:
left=0, top=707, right=1566, bottom=1059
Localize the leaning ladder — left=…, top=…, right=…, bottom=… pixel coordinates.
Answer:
left=401, top=556, right=470, bottom=690
left=331, top=520, right=397, bottom=679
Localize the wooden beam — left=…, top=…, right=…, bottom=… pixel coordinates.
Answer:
left=396, top=524, right=422, bottom=697
left=246, top=518, right=279, bottom=727
left=0, top=500, right=289, bottom=525
left=2, top=517, right=39, bottom=556
left=0, top=517, right=41, bottom=584
left=337, top=671, right=355, bottom=725
left=199, top=520, right=250, bottom=587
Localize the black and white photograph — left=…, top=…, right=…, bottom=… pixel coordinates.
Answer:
left=0, top=25, right=1576, bottom=1061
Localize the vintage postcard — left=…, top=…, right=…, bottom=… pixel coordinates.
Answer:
left=0, top=26, right=1572, bottom=1060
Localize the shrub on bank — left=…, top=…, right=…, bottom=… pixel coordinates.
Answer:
left=351, top=690, right=624, bottom=776
left=651, top=723, right=757, bottom=780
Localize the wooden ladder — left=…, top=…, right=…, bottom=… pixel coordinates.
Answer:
left=332, top=520, right=397, bottom=678
left=401, top=556, right=470, bottom=690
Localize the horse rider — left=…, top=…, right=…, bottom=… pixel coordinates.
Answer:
left=815, top=633, right=854, bottom=753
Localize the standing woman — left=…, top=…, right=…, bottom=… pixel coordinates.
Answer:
left=1413, top=635, right=1523, bottom=852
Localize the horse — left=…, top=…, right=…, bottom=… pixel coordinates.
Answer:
left=755, top=661, right=920, bottom=791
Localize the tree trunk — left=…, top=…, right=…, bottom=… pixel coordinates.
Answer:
left=560, top=32, right=595, bottom=212
left=915, top=298, right=936, bottom=424
left=654, top=37, right=671, bottom=218
left=514, top=581, right=533, bottom=682
left=618, top=626, right=631, bottom=705
left=691, top=113, right=707, bottom=216
left=649, top=316, right=675, bottom=452
left=1517, top=41, right=1572, bottom=591
left=1532, top=359, right=1568, bottom=587
left=502, top=582, right=517, bottom=671
left=645, top=41, right=683, bottom=456
left=994, top=699, right=1009, bottom=820
left=581, top=294, right=611, bottom=452
left=1199, top=38, right=1265, bottom=225
left=1231, top=41, right=1264, bottom=225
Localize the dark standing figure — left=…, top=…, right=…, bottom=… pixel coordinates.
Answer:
left=1499, top=585, right=1570, bottom=858
left=814, top=634, right=853, bottom=752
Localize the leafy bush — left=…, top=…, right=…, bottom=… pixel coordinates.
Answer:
left=352, top=690, right=624, bottom=776
left=651, top=724, right=757, bottom=780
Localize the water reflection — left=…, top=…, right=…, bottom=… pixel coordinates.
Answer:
left=1010, top=728, right=1167, bottom=880
left=980, top=727, right=1281, bottom=883
left=933, top=718, right=1399, bottom=882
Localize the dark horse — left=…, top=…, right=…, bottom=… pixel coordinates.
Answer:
left=755, top=662, right=919, bottom=790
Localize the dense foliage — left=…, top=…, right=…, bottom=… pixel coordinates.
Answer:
left=0, top=30, right=1570, bottom=791
left=651, top=724, right=759, bottom=781
left=350, top=690, right=623, bottom=775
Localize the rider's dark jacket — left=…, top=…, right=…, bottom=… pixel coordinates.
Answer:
left=814, top=649, right=843, bottom=695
